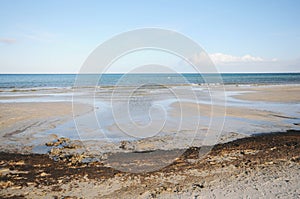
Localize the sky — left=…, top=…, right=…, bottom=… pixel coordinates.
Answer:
left=0, top=0, right=299, bottom=73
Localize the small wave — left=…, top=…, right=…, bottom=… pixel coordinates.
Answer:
left=0, top=87, right=74, bottom=93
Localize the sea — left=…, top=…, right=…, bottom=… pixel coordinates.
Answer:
left=0, top=73, right=300, bottom=89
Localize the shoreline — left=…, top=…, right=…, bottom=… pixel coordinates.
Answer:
left=1, top=130, right=299, bottom=198
left=1, top=82, right=300, bottom=92
left=0, top=83, right=299, bottom=198
left=0, top=84, right=299, bottom=155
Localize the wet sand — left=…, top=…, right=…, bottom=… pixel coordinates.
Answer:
left=0, top=84, right=299, bottom=198
left=0, top=102, right=92, bottom=153
left=231, top=85, right=300, bottom=103
left=0, top=102, right=82, bottom=130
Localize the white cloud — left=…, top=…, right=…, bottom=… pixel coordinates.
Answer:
left=178, top=52, right=284, bottom=73
left=208, top=53, right=299, bottom=73
left=188, top=51, right=212, bottom=65
left=0, top=38, right=16, bottom=44
left=210, top=53, right=270, bottom=64
left=184, top=52, right=216, bottom=73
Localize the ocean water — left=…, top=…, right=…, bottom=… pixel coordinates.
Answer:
left=0, top=73, right=300, bottom=89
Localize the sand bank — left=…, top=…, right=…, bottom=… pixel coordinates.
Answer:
left=229, top=84, right=300, bottom=103
left=0, top=102, right=92, bottom=153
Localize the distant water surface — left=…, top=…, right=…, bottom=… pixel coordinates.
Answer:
left=0, top=73, right=300, bottom=89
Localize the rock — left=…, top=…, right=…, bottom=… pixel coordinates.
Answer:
left=50, top=147, right=61, bottom=156
left=62, top=196, right=77, bottom=199
left=187, top=159, right=199, bottom=164
left=154, top=187, right=161, bottom=194
left=291, top=156, right=300, bottom=162
left=40, top=172, right=50, bottom=177
left=0, top=168, right=10, bottom=176
left=45, top=142, right=55, bottom=147
left=242, top=149, right=259, bottom=155
left=46, top=137, right=71, bottom=147
left=193, top=183, right=204, bottom=189
left=265, top=161, right=274, bottom=165
left=64, top=143, right=77, bottom=149
left=15, top=160, right=25, bottom=165
left=119, top=141, right=135, bottom=150
left=0, top=181, right=13, bottom=188
left=270, top=147, right=277, bottom=151
left=8, top=160, right=25, bottom=166
left=11, top=185, right=22, bottom=189
left=27, top=182, right=36, bottom=186
left=69, top=154, right=86, bottom=165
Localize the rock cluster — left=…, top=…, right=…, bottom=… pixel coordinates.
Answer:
left=46, top=137, right=77, bottom=148
left=46, top=137, right=89, bottom=165
left=119, top=141, right=135, bottom=151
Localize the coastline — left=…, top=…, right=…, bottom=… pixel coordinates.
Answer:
left=0, top=84, right=299, bottom=154
left=1, top=0, right=299, bottom=197
left=0, top=83, right=299, bottom=198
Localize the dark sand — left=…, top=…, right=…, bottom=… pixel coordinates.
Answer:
left=1, top=130, right=299, bottom=198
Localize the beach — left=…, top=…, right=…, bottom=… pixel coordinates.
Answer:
left=2, top=0, right=300, bottom=198
left=0, top=131, right=299, bottom=198
left=0, top=82, right=300, bottom=198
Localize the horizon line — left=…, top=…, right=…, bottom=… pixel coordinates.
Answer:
left=0, top=72, right=300, bottom=75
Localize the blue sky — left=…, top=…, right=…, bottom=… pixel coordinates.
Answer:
left=0, top=0, right=299, bottom=73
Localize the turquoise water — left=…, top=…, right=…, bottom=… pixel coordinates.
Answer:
left=0, top=73, right=300, bottom=89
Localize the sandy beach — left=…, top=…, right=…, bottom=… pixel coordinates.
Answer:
left=0, top=84, right=299, bottom=198
left=1, top=0, right=300, bottom=198
left=0, top=130, right=299, bottom=198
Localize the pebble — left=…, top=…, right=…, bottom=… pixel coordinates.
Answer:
left=0, top=168, right=10, bottom=175
left=11, top=185, right=22, bottom=189
left=40, top=172, right=50, bottom=177
left=166, top=187, right=172, bottom=192
left=8, top=160, right=25, bottom=166
left=27, top=182, right=36, bottom=186
left=0, top=181, right=13, bottom=188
